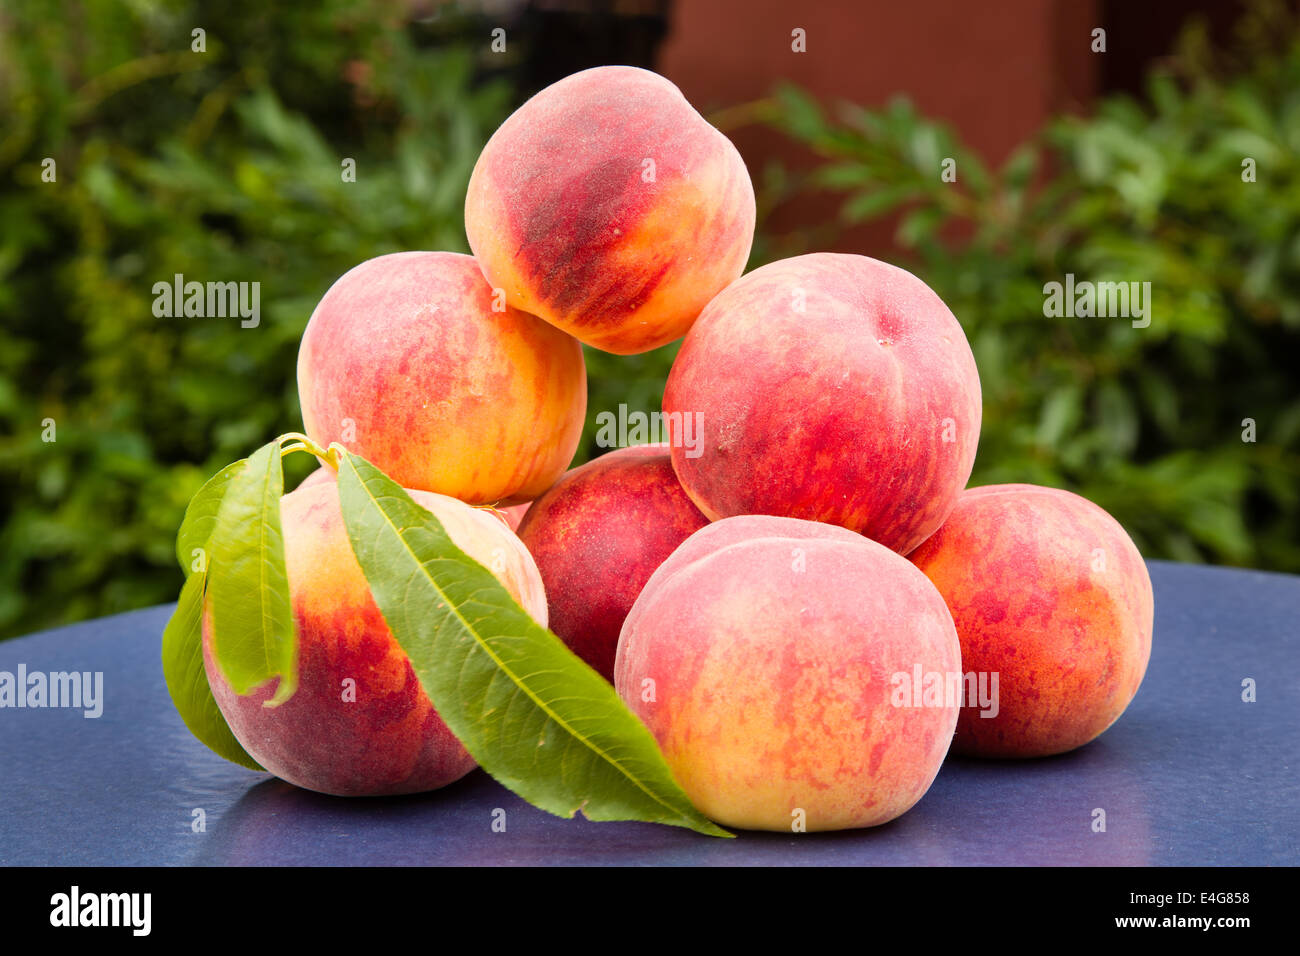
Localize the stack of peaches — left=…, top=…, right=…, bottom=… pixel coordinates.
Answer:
left=214, top=66, right=1153, bottom=832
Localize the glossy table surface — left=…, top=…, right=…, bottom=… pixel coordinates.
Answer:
left=1, top=560, right=1296, bottom=866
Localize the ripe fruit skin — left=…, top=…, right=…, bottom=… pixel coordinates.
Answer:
left=618, top=512, right=867, bottom=645
left=909, top=484, right=1154, bottom=758
left=202, top=478, right=547, bottom=797
left=465, top=65, right=756, bottom=355
left=663, top=252, right=982, bottom=555
left=296, top=466, right=333, bottom=491
left=297, top=251, right=586, bottom=505
left=494, top=502, right=531, bottom=532
left=615, top=515, right=961, bottom=832
left=516, top=444, right=709, bottom=680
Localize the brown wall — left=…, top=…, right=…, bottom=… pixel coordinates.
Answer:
left=656, top=0, right=1100, bottom=253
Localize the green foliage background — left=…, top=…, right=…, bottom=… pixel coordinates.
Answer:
left=1, top=1, right=1296, bottom=640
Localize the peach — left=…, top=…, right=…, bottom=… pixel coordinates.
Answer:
left=909, top=484, right=1154, bottom=758
left=516, top=443, right=709, bottom=680
left=663, top=252, right=981, bottom=555
left=492, top=501, right=531, bottom=532
left=297, top=251, right=586, bottom=504
left=619, top=512, right=867, bottom=645
left=464, top=66, right=755, bottom=354
left=203, top=478, right=547, bottom=796
left=296, top=466, right=333, bottom=491
left=615, top=515, right=961, bottom=831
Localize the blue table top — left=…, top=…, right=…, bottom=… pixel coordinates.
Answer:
left=1, top=560, right=1296, bottom=866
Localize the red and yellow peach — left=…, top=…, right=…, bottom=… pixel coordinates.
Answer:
left=297, top=251, right=586, bottom=504
left=663, top=252, right=982, bottom=555
left=909, top=483, right=1154, bottom=758
left=615, top=515, right=961, bottom=831
left=203, top=477, right=547, bottom=796
left=516, top=443, right=709, bottom=680
left=465, top=66, right=755, bottom=354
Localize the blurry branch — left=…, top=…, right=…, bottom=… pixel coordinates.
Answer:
left=72, top=50, right=214, bottom=123
left=185, top=69, right=253, bottom=147
left=704, top=97, right=777, bottom=134
left=0, top=94, right=37, bottom=169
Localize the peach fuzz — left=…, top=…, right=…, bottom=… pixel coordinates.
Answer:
left=203, top=479, right=547, bottom=797
left=464, top=65, right=755, bottom=355
left=615, top=515, right=961, bottom=832
left=909, top=483, right=1154, bottom=758
left=516, top=443, right=709, bottom=681
left=663, top=252, right=981, bottom=555
left=297, top=251, right=586, bottom=505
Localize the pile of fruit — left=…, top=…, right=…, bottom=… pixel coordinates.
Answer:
left=167, top=66, right=1153, bottom=835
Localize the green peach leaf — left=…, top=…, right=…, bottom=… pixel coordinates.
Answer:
left=207, top=440, right=297, bottom=704
left=161, top=571, right=264, bottom=772
left=176, top=460, right=246, bottom=574
left=336, top=452, right=730, bottom=838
